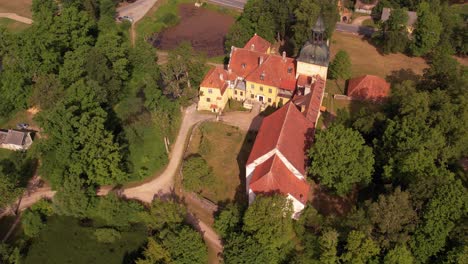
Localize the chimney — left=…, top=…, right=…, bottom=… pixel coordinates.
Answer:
left=282, top=51, right=286, bottom=61
left=250, top=44, right=255, bottom=51
left=305, top=85, right=311, bottom=95
left=228, top=68, right=232, bottom=74
left=219, top=73, right=224, bottom=81
left=259, top=56, right=264, bottom=65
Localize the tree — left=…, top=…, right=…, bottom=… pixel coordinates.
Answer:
left=161, top=226, right=208, bottom=264
left=30, top=74, right=64, bottom=110
left=379, top=8, right=410, bottom=54
left=256, top=12, right=276, bottom=42
left=319, top=229, right=339, bottom=264
left=243, top=195, right=294, bottom=250
left=0, top=243, right=20, bottom=264
left=223, top=233, right=277, bottom=264
left=140, top=198, right=186, bottom=230
left=182, top=155, right=214, bottom=193
left=214, top=203, right=242, bottom=239
left=53, top=175, right=95, bottom=217
left=136, top=238, right=172, bottom=264
left=308, top=124, right=374, bottom=196
left=21, top=210, right=45, bottom=237
left=341, top=230, right=380, bottom=264
left=383, top=245, right=414, bottom=264
left=367, top=188, right=417, bottom=248
left=293, top=0, right=320, bottom=49
left=410, top=1, right=442, bottom=56
left=89, top=193, right=144, bottom=227
left=328, top=50, right=352, bottom=80
left=225, top=18, right=255, bottom=51
left=410, top=178, right=466, bottom=262
left=162, top=42, right=206, bottom=101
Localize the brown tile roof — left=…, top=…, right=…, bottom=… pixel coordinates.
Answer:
left=243, top=34, right=272, bottom=53
left=250, top=154, right=310, bottom=203
left=246, top=55, right=296, bottom=91
left=247, top=102, right=315, bottom=175
left=347, top=75, right=390, bottom=102
left=228, top=47, right=265, bottom=79
left=200, top=67, right=234, bottom=95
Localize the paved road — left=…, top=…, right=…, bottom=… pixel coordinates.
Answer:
left=117, top=0, right=158, bottom=23
left=206, top=0, right=247, bottom=10
left=335, top=22, right=375, bottom=37
left=0, top=13, right=33, bottom=24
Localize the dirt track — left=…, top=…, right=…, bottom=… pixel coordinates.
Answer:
left=152, top=4, right=234, bottom=57
left=0, top=13, right=33, bottom=24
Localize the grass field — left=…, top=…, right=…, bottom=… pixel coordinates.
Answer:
left=0, top=0, right=32, bottom=18
left=24, top=216, right=147, bottom=264
left=0, top=18, right=30, bottom=32
left=0, top=148, right=14, bottom=160
left=186, top=122, right=246, bottom=203
left=330, top=32, right=428, bottom=79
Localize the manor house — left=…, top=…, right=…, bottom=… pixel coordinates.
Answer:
left=198, top=17, right=330, bottom=218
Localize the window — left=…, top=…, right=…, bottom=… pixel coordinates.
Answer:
left=206, top=98, right=211, bottom=102
left=288, top=67, right=293, bottom=74
left=251, top=94, right=254, bottom=99
left=241, top=63, right=246, bottom=69
left=260, top=86, right=263, bottom=91
left=268, top=98, right=272, bottom=103
left=234, top=90, right=237, bottom=95
left=250, top=84, right=254, bottom=89
left=240, top=91, right=243, bottom=96
left=208, top=89, right=213, bottom=94
left=260, top=74, right=265, bottom=80
left=268, top=88, right=272, bottom=93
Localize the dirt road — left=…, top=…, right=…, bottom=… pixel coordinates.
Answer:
left=121, top=104, right=214, bottom=201
left=0, top=13, right=33, bottom=24
left=117, top=0, right=158, bottom=23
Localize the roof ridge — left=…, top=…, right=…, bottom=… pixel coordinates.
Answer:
left=276, top=103, right=297, bottom=149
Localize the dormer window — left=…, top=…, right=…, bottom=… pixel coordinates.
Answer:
left=260, top=73, right=265, bottom=80
left=288, top=67, right=293, bottom=74
left=241, top=63, right=246, bottom=69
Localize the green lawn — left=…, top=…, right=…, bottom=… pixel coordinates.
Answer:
left=24, top=216, right=147, bottom=264
left=186, top=122, right=247, bottom=203
left=0, top=148, right=14, bottom=160
left=224, top=99, right=249, bottom=112
left=0, top=18, right=30, bottom=33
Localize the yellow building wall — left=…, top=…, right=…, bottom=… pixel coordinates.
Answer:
left=197, top=86, right=229, bottom=112
left=297, top=61, right=328, bottom=80
left=245, top=81, right=286, bottom=107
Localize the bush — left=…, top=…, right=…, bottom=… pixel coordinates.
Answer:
left=22, top=210, right=45, bottom=238
left=94, top=228, right=122, bottom=243
left=182, top=154, right=214, bottom=193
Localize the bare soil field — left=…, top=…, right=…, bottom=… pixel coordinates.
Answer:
left=0, top=0, right=32, bottom=18
left=151, top=4, right=234, bottom=57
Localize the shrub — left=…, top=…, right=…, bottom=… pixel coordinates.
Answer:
left=94, top=228, right=122, bottom=243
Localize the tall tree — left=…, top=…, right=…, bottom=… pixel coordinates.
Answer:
left=328, top=50, right=352, bottom=80
left=410, top=1, right=442, bottom=56
left=319, top=230, right=339, bottom=264
left=308, top=124, right=374, bottom=196
left=341, top=230, right=380, bottom=264
left=379, top=8, right=410, bottom=54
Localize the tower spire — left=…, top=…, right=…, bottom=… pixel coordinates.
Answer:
left=312, top=15, right=326, bottom=44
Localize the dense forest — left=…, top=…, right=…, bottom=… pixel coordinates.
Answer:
left=0, top=0, right=467, bottom=263
left=0, top=0, right=208, bottom=262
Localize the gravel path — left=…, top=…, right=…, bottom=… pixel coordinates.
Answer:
left=0, top=13, right=33, bottom=24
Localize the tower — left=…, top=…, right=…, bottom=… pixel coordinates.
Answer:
left=296, top=15, right=330, bottom=80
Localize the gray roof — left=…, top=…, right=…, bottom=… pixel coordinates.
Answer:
left=381, top=7, right=417, bottom=26
left=0, top=129, right=28, bottom=146
left=313, top=15, right=326, bottom=33
left=297, top=41, right=330, bottom=67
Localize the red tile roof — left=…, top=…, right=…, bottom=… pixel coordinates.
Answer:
left=228, top=47, right=265, bottom=79
left=250, top=154, right=310, bottom=203
left=297, top=74, right=313, bottom=87
left=347, top=75, right=390, bottom=102
left=243, top=34, right=272, bottom=53
left=305, top=77, right=326, bottom=123
left=246, top=55, right=296, bottom=91
left=247, top=102, right=314, bottom=175
left=200, top=67, right=232, bottom=95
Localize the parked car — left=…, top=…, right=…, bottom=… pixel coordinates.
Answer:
left=16, top=123, right=29, bottom=130
left=118, top=15, right=134, bottom=23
